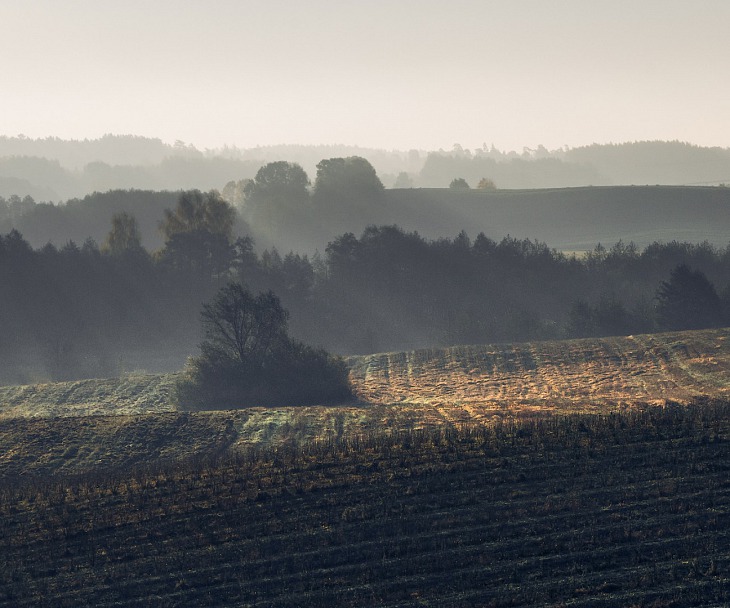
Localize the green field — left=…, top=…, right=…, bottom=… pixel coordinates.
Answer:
left=381, top=186, right=730, bottom=251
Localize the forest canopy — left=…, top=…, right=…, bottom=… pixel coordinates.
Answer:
left=1, top=203, right=729, bottom=385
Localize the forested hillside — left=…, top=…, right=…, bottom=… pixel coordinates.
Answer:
left=3, top=184, right=730, bottom=254
left=1, top=155, right=729, bottom=384
left=2, top=137, right=730, bottom=202
left=2, top=213, right=729, bottom=384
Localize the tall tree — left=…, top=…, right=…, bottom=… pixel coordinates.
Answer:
left=311, top=156, right=384, bottom=231
left=158, top=190, right=237, bottom=280
left=242, top=161, right=310, bottom=238
left=160, top=189, right=236, bottom=241
left=449, top=177, right=470, bottom=189
left=656, top=264, right=724, bottom=331
left=312, top=156, right=384, bottom=204
left=102, top=212, right=143, bottom=255
left=176, top=283, right=351, bottom=409
left=200, top=284, right=289, bottom=369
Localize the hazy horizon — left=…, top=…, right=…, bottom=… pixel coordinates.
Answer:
left=2, top=1, right=729, bottom=153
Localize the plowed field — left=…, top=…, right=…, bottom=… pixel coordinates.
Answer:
left=350, top=327, right=730, bottom=421
left=1, top=328, right=729, bottom=477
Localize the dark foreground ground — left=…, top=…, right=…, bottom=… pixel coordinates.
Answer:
left=1, top=399, right=729, bottom=607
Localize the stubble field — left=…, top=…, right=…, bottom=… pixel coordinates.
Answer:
left=1, top=328, right=730, bottom=606
left=1, top=328, right=729, bottom=477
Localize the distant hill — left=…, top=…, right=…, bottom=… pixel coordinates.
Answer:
left=564, top=140, right=730, bottom=186
left=2, top=136, right=730, bottom=201
left=419, top=140, right=730, bottom=188
left=377, top=185, right=730, bottom=251
left=6, top=184, right=729, bottom=254
left=282, top=185, right=730, bottom=254
left=0, top=136, right=415, bottom=200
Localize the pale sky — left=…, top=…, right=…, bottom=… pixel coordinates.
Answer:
left=1, top=0, right=729, bottom=152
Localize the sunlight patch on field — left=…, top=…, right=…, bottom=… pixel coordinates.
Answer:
left=350, top=328, right=730, bottom=417
left=1, top=328, right=730, bottom=472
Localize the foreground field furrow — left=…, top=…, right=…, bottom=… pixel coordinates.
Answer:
left=7, top=468, right=728, bottom=596
left=214, top=551, right=730, bottom=608
left=14, top=490, right=726, bottom=596
left=13, top=535, right=728, bottom=608
left=4, top=476, right=729, bottom=599
left=123, top=518, right=730, bottom=601
left=1, top=428, right=728, bottom=547
left=380, top=571, right=730, bottom=608
left=3, top=439, right=728, bottom=568
left=1, top=442, right=726, bottom=608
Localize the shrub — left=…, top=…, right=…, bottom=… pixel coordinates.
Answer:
left=176, top=283, right=352, bottom=409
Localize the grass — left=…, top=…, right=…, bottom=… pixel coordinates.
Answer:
left=351, top=327, right=730, bottom=413
left=0, top=373, right=177, bottom=418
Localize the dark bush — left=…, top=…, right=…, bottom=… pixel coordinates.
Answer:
left=176, top=283, right=352, bottom=409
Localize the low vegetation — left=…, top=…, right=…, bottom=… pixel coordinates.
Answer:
left=0, top=401, right=728, bottom=606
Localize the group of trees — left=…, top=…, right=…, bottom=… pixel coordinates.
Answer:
left=225, top=156, right=386, bottom=251
left=2, top=182, right=730, bottom=397
left=448, top=177, right=498, bottom=190
left=420, top=153, right=603, bottom=189
left=5, top=138, right=730, bottom=207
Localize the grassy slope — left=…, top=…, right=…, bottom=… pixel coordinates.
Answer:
left=0, top=374, right=177, bottom=418
left=382, top=186, right=730, bottom=250
left=350, top=327, right=730, bottom=416
left=0, top=328, right=729, bottom=477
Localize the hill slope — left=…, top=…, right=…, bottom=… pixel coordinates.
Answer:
left=270, top=185, right=730, bottom=254
left=1, top=330, right=730, bottom=605
left=1, top=404, right=729, bottom=607
left=0, top=328, right=729, bottom=478
left=350, top=327, right=730, bottom=417
left=379, top=186, right=730, bottom=251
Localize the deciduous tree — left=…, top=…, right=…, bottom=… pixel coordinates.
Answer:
left=449, top=177, right=470, bottom=189
left=102, top=212, right=143, bottom=255
left=176, top=283, right=352, bottom=409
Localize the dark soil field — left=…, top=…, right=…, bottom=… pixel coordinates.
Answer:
left=0, top=402, right=728, bottom=606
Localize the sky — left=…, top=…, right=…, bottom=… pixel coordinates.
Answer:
left=1, top=0, right=729, bottom=152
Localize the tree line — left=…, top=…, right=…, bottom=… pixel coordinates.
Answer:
left=1, top=181, right=729, bottom=385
